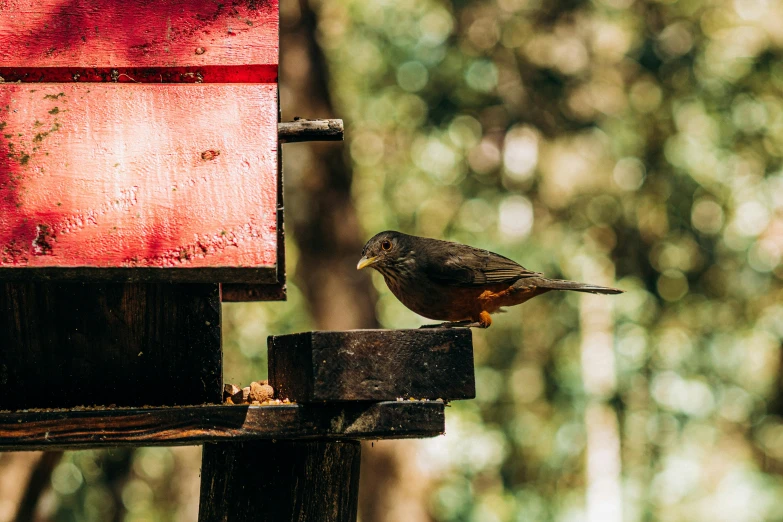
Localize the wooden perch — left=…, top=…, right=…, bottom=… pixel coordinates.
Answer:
left=269, top=329, right=475, bottom=402
left=278, top=119, right=344, bottom=143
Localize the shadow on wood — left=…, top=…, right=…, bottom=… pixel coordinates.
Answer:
left=278, top=119, right=344, bottom=143
left=199, top=440, right=361, bottom=522
left=0, top=282, right=222, bottom=410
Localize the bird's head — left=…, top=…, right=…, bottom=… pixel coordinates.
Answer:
left=357, top=231, right=415, bottom=278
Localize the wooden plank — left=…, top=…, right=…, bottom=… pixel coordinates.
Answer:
left=268, top=330, right=476, bottom=402
left=0, top=83, right=278, bottom=281
left=0, top=282, right=222, bottom=410
left=0, top=0, right=278, bottom=71
left=199, top=441, right=360, bottom=522
left=0, top=402, right=445, bottom=450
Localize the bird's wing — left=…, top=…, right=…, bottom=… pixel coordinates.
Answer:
left=421, top=243, right=541, bottom=287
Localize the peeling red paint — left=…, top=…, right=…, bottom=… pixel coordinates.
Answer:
left=201, top=150, right=221, bottom=161
left=32, top=223, right=55, bottom=255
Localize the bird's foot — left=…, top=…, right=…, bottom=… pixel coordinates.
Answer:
left=420, top=320, right=486, bottom=329
left=420, top=320, right=472, bottom=329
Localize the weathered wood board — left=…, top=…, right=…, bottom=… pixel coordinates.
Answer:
left=269, top=330, right=476, bottom=402
left=0, top=402, right=445, bottom=450
left=0, top=83, right=278, bottom=281
left=0, top=282, right=222, bottom=410
left=0, top=0, right=278, bottom=77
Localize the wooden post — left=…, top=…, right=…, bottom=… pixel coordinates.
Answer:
left=199, top=440, right=361, bottom=522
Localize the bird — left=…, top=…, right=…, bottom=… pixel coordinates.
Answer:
left=357, top=231, right=623, bottom=329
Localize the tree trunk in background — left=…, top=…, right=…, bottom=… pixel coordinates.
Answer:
left=281, top=2, right=434, bottom=521
left=281, top=0, right=378, bottom=331
left=13, top=452, right=63, bottom=522
left=0, top=453, right=43, bottom=522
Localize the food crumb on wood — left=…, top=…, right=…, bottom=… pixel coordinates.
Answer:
left=249, top=381, right=274, bottom=402
left=223, top=380, right=289, bottom=405
left=223, top=383, right=241, bottom=399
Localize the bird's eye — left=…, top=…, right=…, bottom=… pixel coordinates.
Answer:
left=381, top=240, right=392, bottom=251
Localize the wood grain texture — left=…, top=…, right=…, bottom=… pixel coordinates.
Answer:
left=268, top=329, right=476, bottom=402
left=0, top=83, right=278, bottom=281
left=199, top=440, right=361, bottom=522
left=221, top=110, right=285, bottom=299
left=0, top=402, right=445, bottom=451
left=0, top=0, right=278, bottom=70
left=221, top=280, right=286, bottom=301
left=0, top=282, right=222, bottom=410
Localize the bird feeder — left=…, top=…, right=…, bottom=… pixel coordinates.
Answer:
left=0, top=1, right=475, bottom=520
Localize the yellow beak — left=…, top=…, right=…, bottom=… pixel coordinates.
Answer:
left=356, top=255, right=379, bottom=270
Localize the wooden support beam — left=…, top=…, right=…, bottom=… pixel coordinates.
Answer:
left=278, top=119, right=344, bottom=143
left=199, top=440, right=361, bottom=522
left=269, top=329, right=475, bottom=402
left=0, top=402, right=444, bottom=451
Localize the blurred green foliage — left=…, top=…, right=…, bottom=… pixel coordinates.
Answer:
left=46, top=0, right=783, bottom=520
left=313, top=0, right=783, bottom=520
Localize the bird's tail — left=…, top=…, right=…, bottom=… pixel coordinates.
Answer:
left=534, top=278, right=624, bottom=295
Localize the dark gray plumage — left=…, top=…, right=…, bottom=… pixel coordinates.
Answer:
left=357, top=231, right=623, bottom=328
